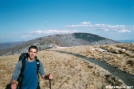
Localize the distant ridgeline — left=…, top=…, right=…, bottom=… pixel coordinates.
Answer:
left=0, top=41, right=25, bottom=50
left=73, top=33, right=106, bottom=42
left=0, top=33, right=119, bottom=56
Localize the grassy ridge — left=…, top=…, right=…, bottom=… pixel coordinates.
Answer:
left=55, top=43, right=134, bottom=75
left=0, top=44, right=132, bottom=89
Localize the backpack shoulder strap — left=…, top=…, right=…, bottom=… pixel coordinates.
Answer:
left=21, top=59, right=26, bottom=75
left=17, top=59, right=26, bottom=89
left=36, top=59, right=40, bottom=73
left=36, top=58, right=40, bottom=87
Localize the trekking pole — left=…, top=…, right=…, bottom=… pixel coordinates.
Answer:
left=49, top=79, right=51, bottom=89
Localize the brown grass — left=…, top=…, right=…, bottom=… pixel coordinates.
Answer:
left=0, top=47, right=127, bottom=89
left=54, top=43, right=134, bottom=75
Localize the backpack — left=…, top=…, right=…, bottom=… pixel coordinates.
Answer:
left=17, top=53, right=40, bottom=89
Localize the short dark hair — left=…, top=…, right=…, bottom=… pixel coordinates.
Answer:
left=28, top=45, right=38, bottom=52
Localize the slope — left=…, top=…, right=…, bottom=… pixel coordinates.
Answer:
left=1, top=44, right=134, bottom=89
left=0, top=32, right=119, bottom=56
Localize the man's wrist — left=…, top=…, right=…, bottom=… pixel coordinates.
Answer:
left=11, top=80, right=18, bottom=84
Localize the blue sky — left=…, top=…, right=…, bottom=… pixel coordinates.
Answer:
left=0, top=0, right=134, bottom=42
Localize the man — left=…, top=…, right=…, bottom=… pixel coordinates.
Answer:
left=11, top=45, right=53, bottom=89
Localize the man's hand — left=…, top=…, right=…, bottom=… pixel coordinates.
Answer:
left=11, top=84, right=17, bottom=89
left=42, top=73, right=53, bottom=80
left=11, top=80, right=18, bottom=89
left=48, top=74, right=53, bottom=80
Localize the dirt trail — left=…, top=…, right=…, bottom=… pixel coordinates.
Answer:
left=54, top=50, right=134, bottom=87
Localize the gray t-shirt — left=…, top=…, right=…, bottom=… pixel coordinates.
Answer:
left=11, top=59, right=45, bottom=80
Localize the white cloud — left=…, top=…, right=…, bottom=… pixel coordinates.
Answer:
left=21, top=34, right=33, bottom=38
left=21, top=29, right=77, bottom=38
left=29, top=30, right=43, bottom=34
left=29, top=29, right=77, bottom=34
left=81, top=21, right=91, bottom=25
left=66, top=21, right=91, bottom=28
left=66, top=21, right=133, bottom=33
left=118, top=29, right=131, bottom=33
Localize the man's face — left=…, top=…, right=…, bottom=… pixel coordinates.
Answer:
left=28, top=48, right=37, bottom=59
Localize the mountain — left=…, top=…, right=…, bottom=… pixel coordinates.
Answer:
left=0, top=32, right=119, bottom=56
left=0, top=41, right=25, bottom=50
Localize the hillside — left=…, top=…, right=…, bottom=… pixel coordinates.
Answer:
left=54, top=43, right=134, bottom=75
left=0, top=43, right=134, bottom=89
left=0, top=33, right=119, bottom=56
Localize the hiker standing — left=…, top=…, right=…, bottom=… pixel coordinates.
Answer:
left=10, top=45, right=53, bottom=89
